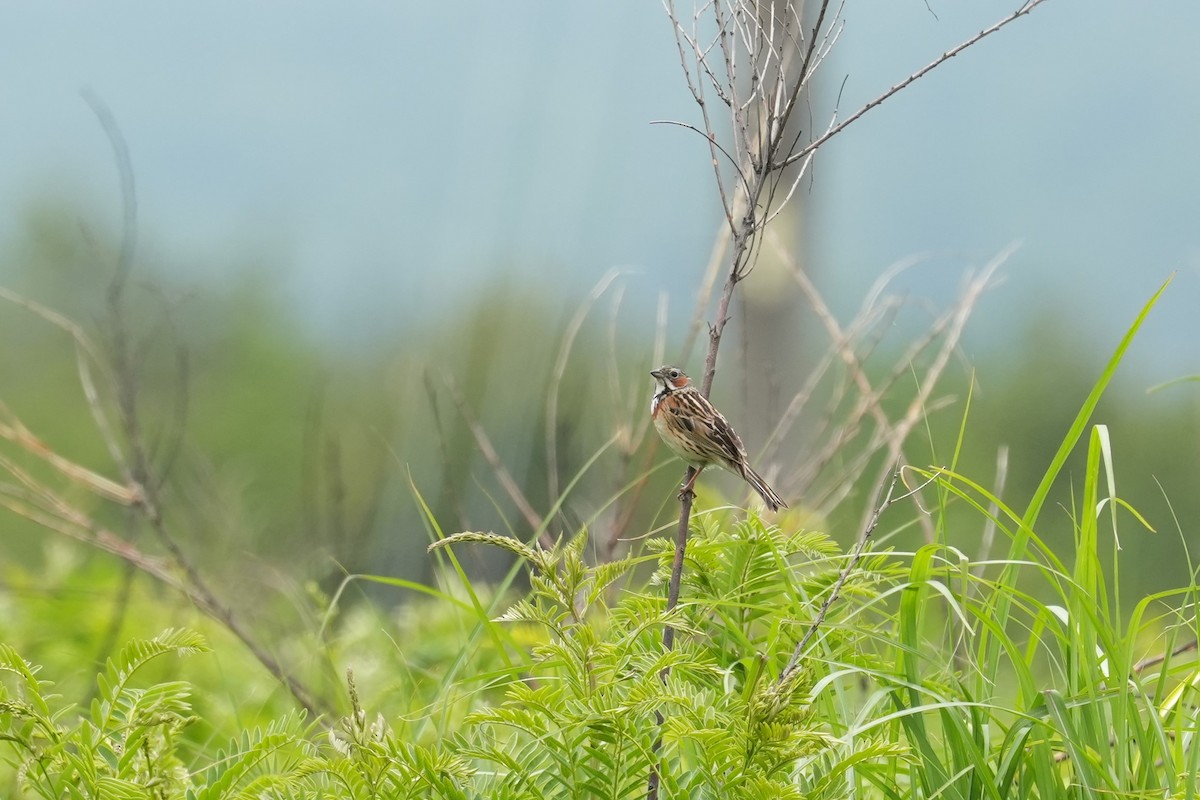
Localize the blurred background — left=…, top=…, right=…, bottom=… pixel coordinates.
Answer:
left=1, top=0, right=1199, bottom=683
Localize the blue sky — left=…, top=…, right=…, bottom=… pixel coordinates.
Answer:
left=2, top=1, right=1197, bottom=378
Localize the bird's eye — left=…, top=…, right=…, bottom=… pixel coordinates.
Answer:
left=670, top=370, right=680, bottom=378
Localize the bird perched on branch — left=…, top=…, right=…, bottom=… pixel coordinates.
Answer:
left=650, top=365, right=786, bottom=512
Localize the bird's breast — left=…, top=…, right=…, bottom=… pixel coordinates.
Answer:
left=651, top=390, right=667, bottom=416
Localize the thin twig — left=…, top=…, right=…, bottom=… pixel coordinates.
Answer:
left=1133, top=639, right=1198, bottom=673
left=779, top=0, right=1051, bottom=170
left=778, top=466, right=910, bottom=682
left=646, top=473, right=696, bottom=800
left=763, top=0, right=831, bottom=171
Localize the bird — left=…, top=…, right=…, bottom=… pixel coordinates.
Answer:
left=649, top=365, right=787, bottom=512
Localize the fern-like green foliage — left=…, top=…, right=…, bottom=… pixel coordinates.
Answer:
left=280, top=669, right=472, bottom=799
left=0, top=628, right=209, bottom=799
left=40, top=517, right=871, bottom=798
left=435, top=519, right=887, bottom=800
left=0, top=631, right=478, bottom=799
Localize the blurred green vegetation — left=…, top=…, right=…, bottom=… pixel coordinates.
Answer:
left=1, top=199, right=1197, bottom=724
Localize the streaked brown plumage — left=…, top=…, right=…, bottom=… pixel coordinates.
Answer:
left=650, top=365, right=786, bottom=512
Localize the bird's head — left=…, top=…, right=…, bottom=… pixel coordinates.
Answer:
left=650, top=365, right=691, bottom=391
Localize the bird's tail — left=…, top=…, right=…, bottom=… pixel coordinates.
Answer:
left=741, top=464, right=787, bottom=512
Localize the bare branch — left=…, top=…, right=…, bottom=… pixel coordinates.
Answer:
left=645, top=468, right=696, bottom=800
left=780, top=0, right=1051, bottom=170
left=1134, top=639, right=1198, bottom=673
left=778, top=465, right=937, bottom=682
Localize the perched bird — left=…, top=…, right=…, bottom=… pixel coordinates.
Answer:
left=650, top=365, right=786, bottom=512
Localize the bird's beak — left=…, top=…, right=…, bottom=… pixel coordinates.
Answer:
left=650, top=368, right=663, bottom=380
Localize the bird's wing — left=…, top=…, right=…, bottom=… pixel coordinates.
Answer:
left=666, top=393, right=747, bottom=464
left=705, top=409, right=748, bottom=463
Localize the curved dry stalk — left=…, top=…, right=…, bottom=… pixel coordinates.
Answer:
left=0, top=404, right=140, bottom=506
left=545, top=269, right=622, bottom=509
left=0, top=286, right=129, bottom=472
